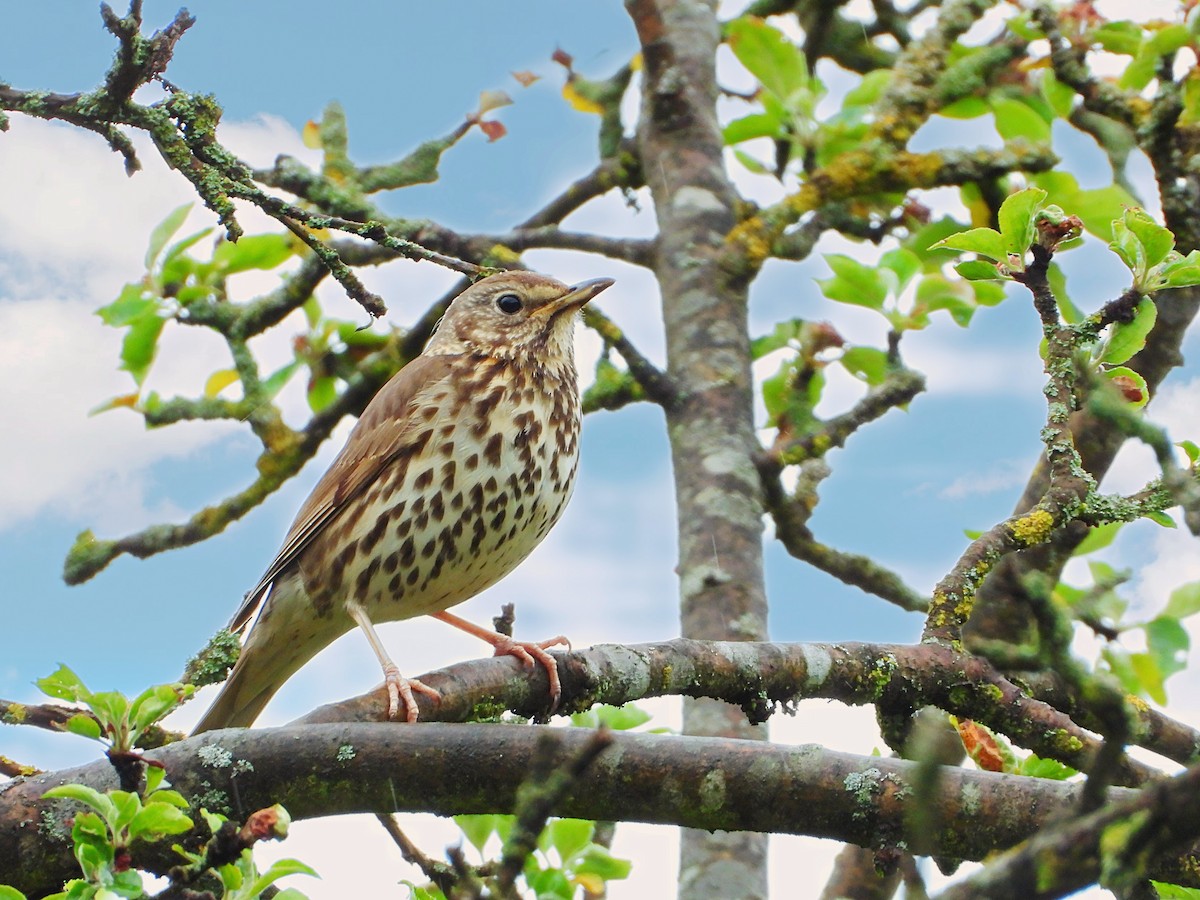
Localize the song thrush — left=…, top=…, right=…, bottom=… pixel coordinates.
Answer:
left=192, top=271, right=613, bottom=732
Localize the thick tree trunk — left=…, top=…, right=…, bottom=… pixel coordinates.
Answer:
left=627, top=1, right=770, bottom=896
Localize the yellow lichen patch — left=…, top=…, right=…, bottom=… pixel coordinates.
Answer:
left=1009, top=509, right=1055, bottom=547
left=726, top=218, right=773, bottom=267
left=0, top=754, right=40, bottom=777
left=485, top=244, right=522, bottom=267
left=895, top=151, right=944, bottom=186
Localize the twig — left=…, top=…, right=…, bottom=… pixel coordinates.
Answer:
left=374, top=813, right=460, bottom=897
left=494, top=729, right=615, bottom=893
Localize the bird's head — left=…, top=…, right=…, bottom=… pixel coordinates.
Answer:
left=425, top=271, right=614, bottom=363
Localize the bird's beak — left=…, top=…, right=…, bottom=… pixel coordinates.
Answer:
left=537, top=277, right=615, bottom=317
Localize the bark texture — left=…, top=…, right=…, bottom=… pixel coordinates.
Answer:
left=627, top=0, right=771, bottom=895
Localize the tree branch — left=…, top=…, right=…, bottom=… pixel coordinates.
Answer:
left=4, top=721, right=1196, bottom=896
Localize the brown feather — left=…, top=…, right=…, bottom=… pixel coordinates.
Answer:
left=226, top=354, right=456, bottom=634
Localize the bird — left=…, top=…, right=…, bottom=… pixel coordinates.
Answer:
left=192, top=271, right=614, bottom=732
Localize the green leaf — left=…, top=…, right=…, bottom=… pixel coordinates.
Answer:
left=129, top=803, right=194, bottom=840
left=1146, top=23, right=1192, bottom=57
left=1146, top=510, right=1177, bottom=528
left=261, top=360, right=301, bottom=401
left=1151, top=880, right=1200, bottom=898
left=249, top=858, right=319, bottom=897
left=1075, top=195, right=1139, bottom=244
left=1018, top=754, right=1078, bottom=780
left=732, top=148, right=772, bottom=176
left=760, top=368, right=790, bottom=421
left=527, top=866, right=573, bottom=899
left=1047, top=262, right=1083, bottom=324
left=36, top=665, right=91, bottom=702
left=44, top=784, right=115, bottom=818
left=145, top=203, right=192, bottom=269
left=160, top=227, right=214, bottom=268
left=1129, top=651, right=1167, bottom=704
left=307, top=376, right=338, bottom=413
left=1041, top=71, right=1075, bottom=119
left=547, top=818, right=594, bottom=862
left=1092, top=21, right=1143, bottom=55
left=818, top=254, right=888, bottom=309
left=915, top=275, right=976, bottom=327
left=954, top=260, right=1005, bottom=281
left=723, top=112, right=783, bottom=145
left=86, top=691, right=130, bottom=738
left=1179, top=440, right=1200, bottom=464
left=1109, top=216, right=1144, bottom=278
left=593, top=702, right=652, bottom=731
left=842, top=70, right=891, bottom=108
left=110, top=789, right=141, bottom=834
left=1164, top=581, right=1200, bottom=620
left=569, top=709, right=599, bottom=728
left=971, top=280, right=1006, bottom=307
left=879, top=248, right=921, bottom=293
left=929, top=227, right=1007, bottom=263
left=726, top=17, right=808, bottom=106
left=96, top=283, right=155, bottom=327
left=1073, top=521, right=1124, bottom=556
left=1124, top=208, right=1175, bottom=269
left=839, top=346, right=889, bottom=386
left=212, top=233, right=294, bottom=275
left=1146, top=616, right=1190, bottom=679
left=130, top=683, right=192, bottom=732
left=147, top=789, right=190, bottom=810
left=750, top=319, right=805, bottom=359
left=1101, top=645, right=1140, bottom=697
left=119, top=313, right=166, bottom=386
left=1156, top=251, right=1200, bottom=290
left=574, top=844, right=633, bottom=881
left=990, top=96, right=1051, bottom=143
left=455, top=814, right=498, bottom=853
left=64, top=714, right=102, bottom=741
left=997, top=187, right=1048, bottom=260
left=1100, top=298, right=1157, bottom=365
left=0, top=887, right=28, bottom=900
left=939, top=96, right=990, bottom=119
left=1184, top=71, right=1200, bottom=125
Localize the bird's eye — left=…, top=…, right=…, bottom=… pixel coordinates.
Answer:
left=496, top=293, right=523, bottom=314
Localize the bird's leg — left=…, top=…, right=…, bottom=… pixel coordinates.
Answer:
left=431, top=610, right=569, bottom=712
left=345, top=598, right=439, bottom=722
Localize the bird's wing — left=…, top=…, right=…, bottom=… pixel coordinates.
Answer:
left=227, top=354, right=457, bottom=633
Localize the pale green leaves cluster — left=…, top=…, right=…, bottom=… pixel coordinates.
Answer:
left=36, top=665, right=192, bottom=754
left=1061, top=527, right=1200, bottom=705
left=1108, top=207, right=1200, bottom=294
left=35, top=768, right=191, bottom=900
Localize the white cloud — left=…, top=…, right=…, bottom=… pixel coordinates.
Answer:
left=938, top=458, right=1031, bottom=500
left=0, top=115, right=330, bottom=531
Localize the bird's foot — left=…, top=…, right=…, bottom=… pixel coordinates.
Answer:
left=381, top=664, right=440, bottom=723
left=488, top=635, right=569, bottom=713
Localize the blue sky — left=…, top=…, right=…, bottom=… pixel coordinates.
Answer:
left=2, top=1, right=1198, bottom=897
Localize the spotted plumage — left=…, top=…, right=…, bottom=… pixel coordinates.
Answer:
left=193, top=271, right=613, bottom=732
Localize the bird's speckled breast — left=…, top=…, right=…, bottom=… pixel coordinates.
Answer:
left=298, top=353, right=581, bottom=623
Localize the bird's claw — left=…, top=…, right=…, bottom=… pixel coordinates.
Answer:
left=381, top=664, right=439, bottom=723
left=491, top=636, right=567, bottom=714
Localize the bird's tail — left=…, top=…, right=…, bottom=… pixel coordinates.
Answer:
left=191, top=580, right=341, bottom=734
left=190, top=648, right=285, bottom=733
